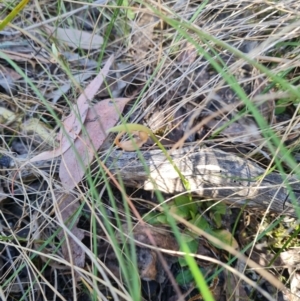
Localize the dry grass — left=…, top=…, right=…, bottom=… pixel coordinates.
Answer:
left=1, top=0, right=300, bottom=300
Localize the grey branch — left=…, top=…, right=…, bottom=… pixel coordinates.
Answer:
left=9, top=146, right=300, bottom=217
left=105, top=146, right=300, bottom=217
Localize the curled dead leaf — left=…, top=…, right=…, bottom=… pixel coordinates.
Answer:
left=114, top=130, right=148, bottom=151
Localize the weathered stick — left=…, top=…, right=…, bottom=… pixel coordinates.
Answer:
left=105, top=146, right=300, bottom=217
left=10, top=146, right=300, bottom=217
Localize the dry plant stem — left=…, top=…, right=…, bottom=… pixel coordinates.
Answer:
left=257, top=55, right=300, bottom=66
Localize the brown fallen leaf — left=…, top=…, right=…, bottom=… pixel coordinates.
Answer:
left=120, top=223, right=179, bottom=251
left=30, top=54, right=114, bottom=163
left=44, top=26, right=103, bottom=50
left=59, top=97, right=131, bottom=190
left=56, top=193, right=85, bottom=270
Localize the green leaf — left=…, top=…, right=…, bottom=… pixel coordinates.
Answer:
left=176, top=269, right=194, bottom=286
left=123, top=0, right=135, bottom=20
left=209, top=202, right=227, bottom=228
left=189, top=209, right=196, bottom=219
left=176, top=268, right=194, bottom=286
left=178, top=239, right=198, bottom=267
left=213, top=214, right=222, bottom=228
left=169, top=204, right=189, bottom=219
left=209, top=229, right=239, bottom=249
left=157, top=214, right=168, bottom=224
left=174, top=195, right=197, bottom=218
left=275, top=106, right=286, bottom=114
left=191, top=214, right=210, bottom=231
left=176, top=267, right=211, bottom=287
left=212, top=202, right=227, bottom=215
left=143, top=212, right=167, bottom=225
left=180, top=232, right=197, bottom=243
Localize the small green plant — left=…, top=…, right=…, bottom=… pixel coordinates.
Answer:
left=144, top=195, right=237, bottom=287
left=145, top=195, right=226, bottom=230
